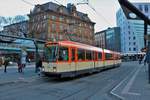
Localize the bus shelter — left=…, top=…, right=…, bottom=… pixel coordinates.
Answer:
left=0, top=39, right=44, bottom=63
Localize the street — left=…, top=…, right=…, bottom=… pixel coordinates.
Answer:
left=0, top=62, right=149, bottom=100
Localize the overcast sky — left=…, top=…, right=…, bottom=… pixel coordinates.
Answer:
left=0, top=0, right=149, bottom=32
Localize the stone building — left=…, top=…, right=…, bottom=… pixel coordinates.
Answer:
left=28, top=2, right=95, bottom=45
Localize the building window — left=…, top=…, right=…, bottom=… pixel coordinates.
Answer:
left=52, top=23, right=56, bottom=31
left=128, top=25, right=130, bottom=29
left=52, top=16, right=56, bottom=20
left=129, top=48, right=131, bottom=51
left=145, top=5, right=148, bottom=13
left=129, top=42, right=131, bottom=45
left=66, top=19, right=70, bottom=23
left=133, top=36, right=136, bottom=40
left=59, top=16, right=63, bottom=21
left=59, top=24, right=63, bottom=31
left=133, top=42, right=136, bottom=45
left=128, top=31, right=130, bottom=34
left=129, top=37, right=131, bottom=40
left=139, top=5, right=143, bottom=11
left=133, top=48, right=136, bottom=51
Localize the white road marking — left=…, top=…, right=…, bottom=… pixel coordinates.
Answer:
left=110, top=65, right=139, bottom=100
left=121, top=65, right=141, bottom=96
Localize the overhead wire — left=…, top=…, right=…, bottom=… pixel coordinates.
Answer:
left=21, top=0, right=35, bottom=6
left=87, top=3, right=112, bottom=26
left=75, top=0, right=112, bottom=26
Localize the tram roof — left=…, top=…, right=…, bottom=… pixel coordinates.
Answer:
left=46, top=41, right=120, bottom=54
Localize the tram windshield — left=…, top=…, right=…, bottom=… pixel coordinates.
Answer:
left=45, top=46, right=58, bottom=62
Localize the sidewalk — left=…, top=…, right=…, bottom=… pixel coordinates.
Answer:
left=0, top=62, right=35, bottom=69
left=0, top=64, right=38, bottom=85
left=111, top=62, right=150, bottom=100
left=125, top=63, right=150, bottom=100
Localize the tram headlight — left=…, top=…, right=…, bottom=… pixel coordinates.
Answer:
left=53, top=67, right=56, bottom=72
left=42, top=67, right=45, bottom=71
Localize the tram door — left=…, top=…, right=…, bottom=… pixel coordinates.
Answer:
left=70, top=48, right=76, bottom=75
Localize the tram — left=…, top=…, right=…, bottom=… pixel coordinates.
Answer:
left=42, top=41, right=121, bottom=78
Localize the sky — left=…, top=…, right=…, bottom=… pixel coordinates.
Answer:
left=0, top=0, right=149, bottom=32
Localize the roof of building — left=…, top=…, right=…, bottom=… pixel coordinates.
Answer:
left=31, top=2, right=94, bottom=23
left=3, top=21, right=28, bottom=28
left=95, top=27, right=120, bottom=35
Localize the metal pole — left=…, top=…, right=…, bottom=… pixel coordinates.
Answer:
left=33, top=40, right=39, bottom=73
left=144, top=22, right=148, bottom=46
left=147, top=41, right=150, bottom=83
left=144, top=22, right=150, bottom=83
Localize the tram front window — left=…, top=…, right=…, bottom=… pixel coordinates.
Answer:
left=45, top=46, right=58, bottom=62
left=58, top=47, right=69, bottom=61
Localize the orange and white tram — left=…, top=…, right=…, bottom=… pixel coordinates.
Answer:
left=42, top=41, right=121, bottom=78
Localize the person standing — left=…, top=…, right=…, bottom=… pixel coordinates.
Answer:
left=17, top=55, right=22, bottom=73
left=139, top=55, right=143, bottom=64
left=21, top=48, right=27, bottom=73
left=4, top=57, right=9, bottom=73
left=37, top=58, right=43, bottom=76
left=0, top=57, right=3, bottom=67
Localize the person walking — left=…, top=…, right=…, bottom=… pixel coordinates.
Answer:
left=17, top=55, right=22, bottom=73
left=3, top=57, right=9, bottom=73
left=37, top=58, right=43, bottom=76
left=21, top=49, right=27, bottom=73
left=139, top=55, right=143, bottom=64
left=0, top=57, right=3, bottom=67
left=143, top=54, right=147, bottom=66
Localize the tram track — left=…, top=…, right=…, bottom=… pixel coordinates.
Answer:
left=0, top=62, right=137, bottom=100
left=58, top=63, right=136, bottom=100
left=0, top=77, right=57, bottom=97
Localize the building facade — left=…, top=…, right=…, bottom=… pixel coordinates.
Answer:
left=94, top=27, right=121, bottom=52
left=116, top=3, right=150, bottom=54
left=28, top=2, right=95, bottom=45
left=3, top=21, right=28, bottom=37
left=95, top=30, right=106, bottom=49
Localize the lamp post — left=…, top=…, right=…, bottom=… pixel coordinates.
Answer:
left=144, top=22, right=150, bottom=83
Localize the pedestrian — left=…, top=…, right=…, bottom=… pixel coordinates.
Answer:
left=139, top=55, right=143, bottom=64
left=0, top=57, right=3, bottom=67
left=37, top=58, right=43, bottom=76
left=21, top=49, right=27, bottom=73
left=17, top=55, right=22, bottom=73
left=3, top=57, right=9, bottom=73
left=143, top=54, right=147, bottom=66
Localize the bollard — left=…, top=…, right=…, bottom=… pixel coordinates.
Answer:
left=147, top=41, right=150, bottom=84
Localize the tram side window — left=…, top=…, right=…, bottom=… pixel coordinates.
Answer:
left=71, top=49, right=75, bottom=61
left=98, top=52, right=102, bottom=60
left=86, top=50, right=93, bottom=60
left=78, top=49, right=85, bottom=61
left=114, top=54, right=117, bottom=60
left=58, top=47, right=69, bottom=61
left=105, top=53, right=113, bottom=60
left=114, top=54, right=120, bottom=60
left=93, top=52, right=97, bottom=60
